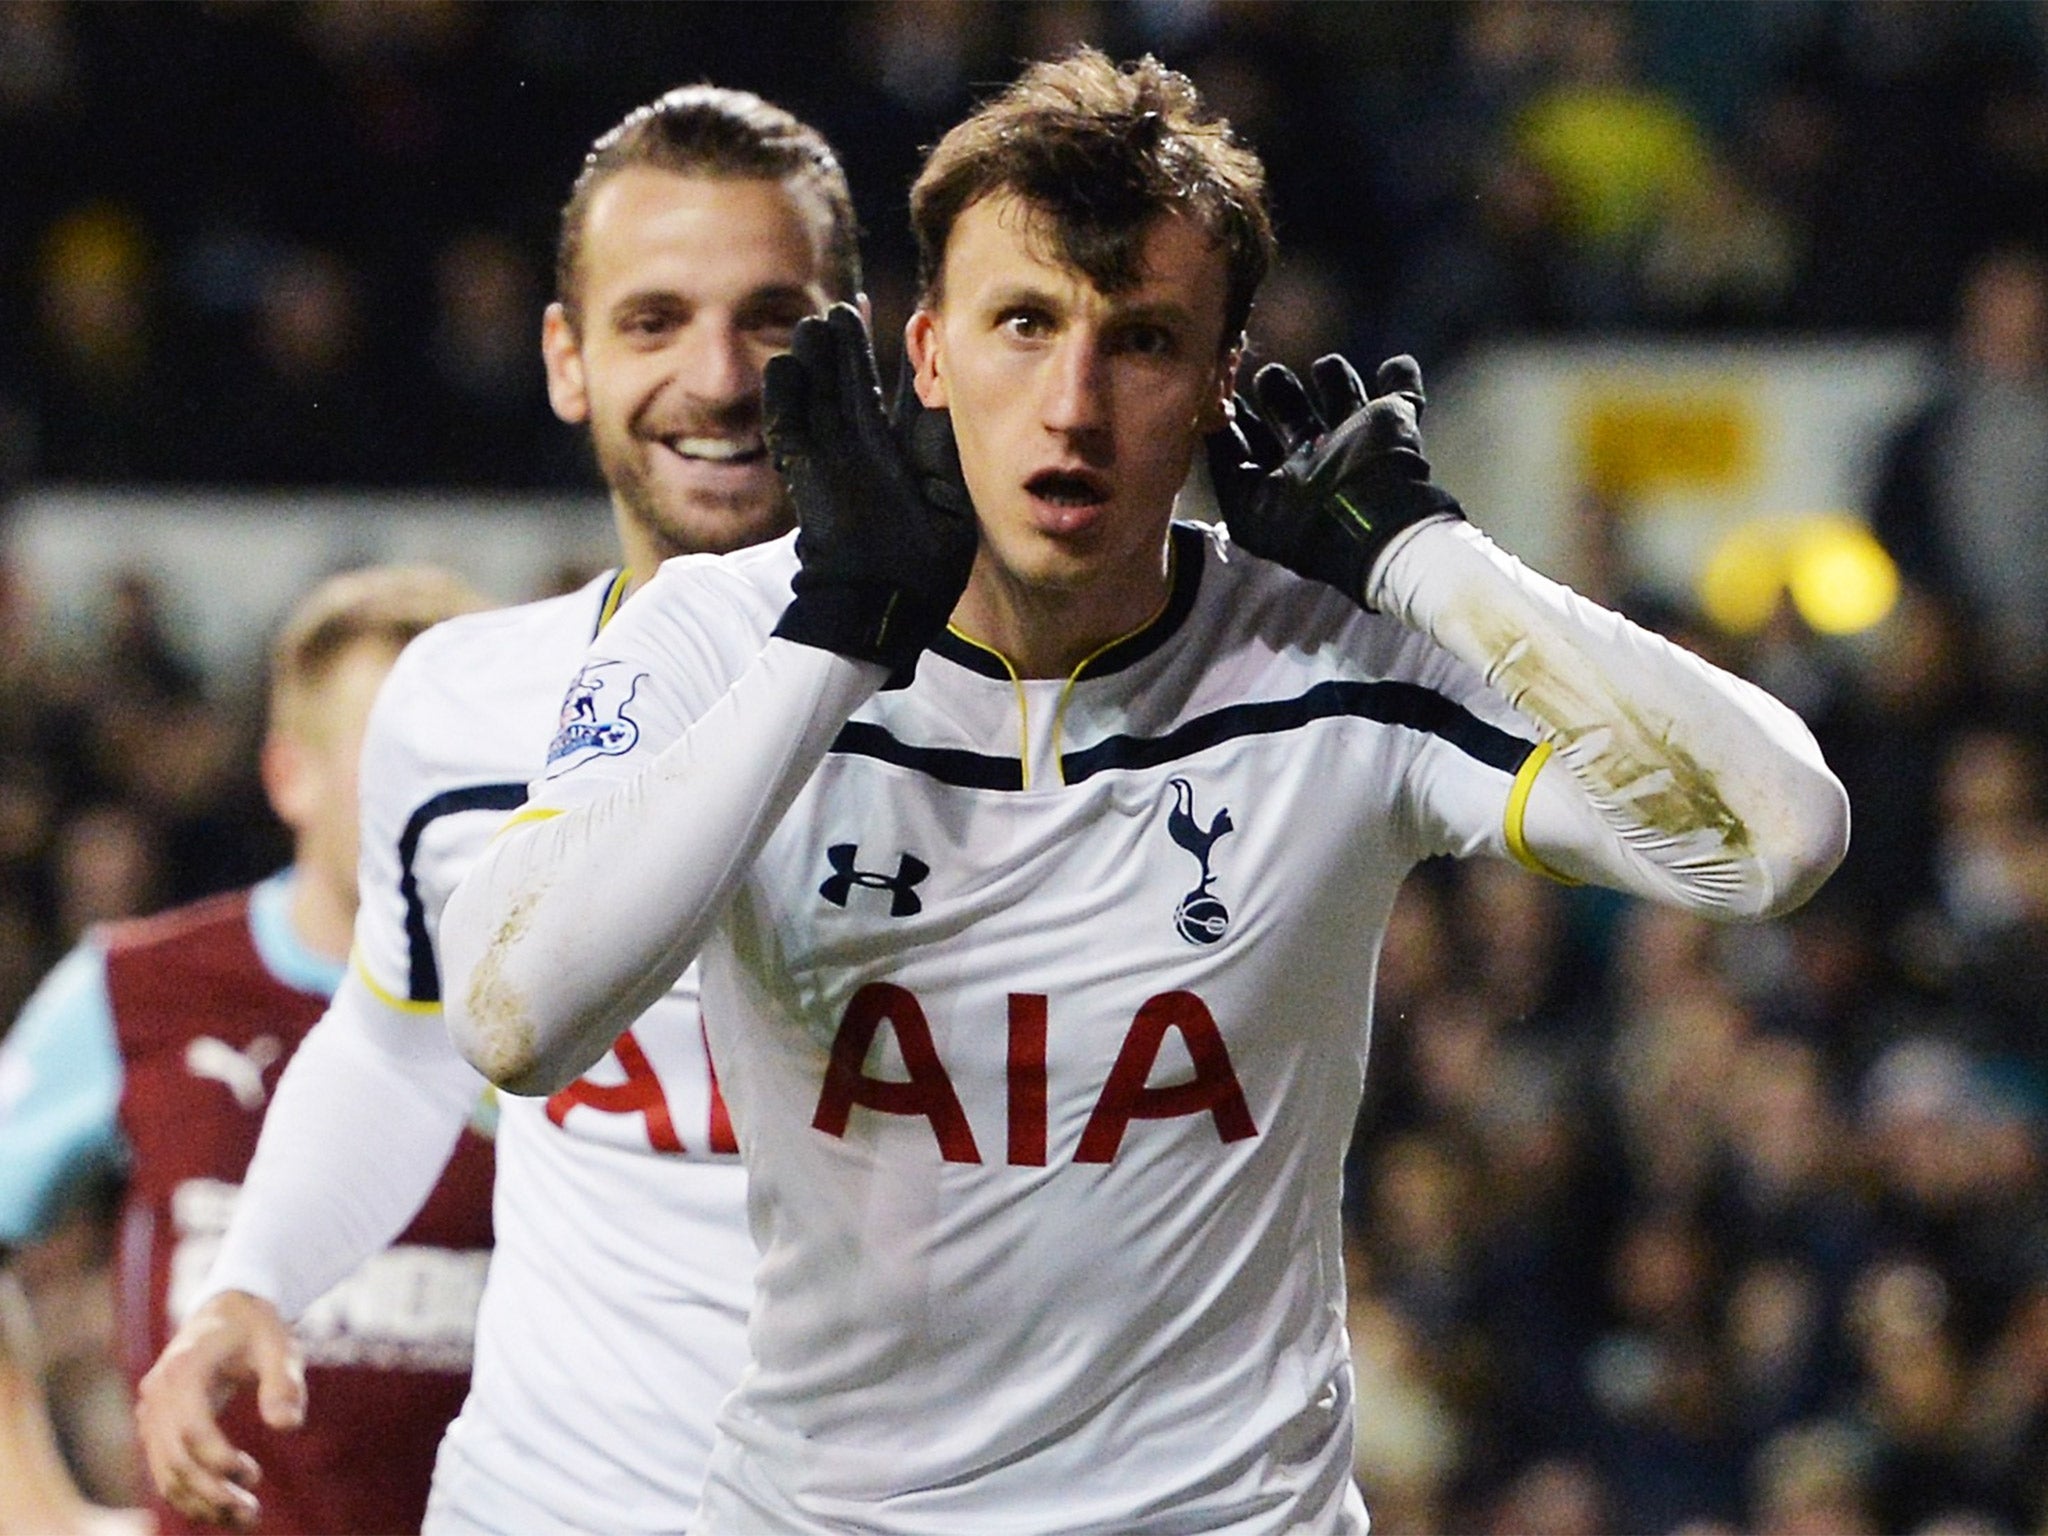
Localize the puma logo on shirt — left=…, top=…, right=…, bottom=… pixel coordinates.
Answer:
left=184, top=1035, right=283, bottom=1111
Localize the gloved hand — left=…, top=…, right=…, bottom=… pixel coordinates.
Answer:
left=889, top=342, right=972, bottom=517
left=1206, top=352, right=1464, bottom=610
left=765, top=303, right=978, bottom=685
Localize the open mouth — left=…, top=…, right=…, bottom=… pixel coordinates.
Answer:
left=1025, top=468, right=1110, bottom=509
left=663, top=434, right=768, bottom=466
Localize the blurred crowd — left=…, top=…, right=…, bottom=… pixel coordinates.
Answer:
left=11, top=0, right=2048, bottom=488
left=6, top=3, right=2048, bottom=1533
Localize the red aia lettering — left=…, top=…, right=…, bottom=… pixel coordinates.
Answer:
left=1074, top=991, right=1256, bottom=1163
left=810, top=987, right=1256, bottom=1166
left=545, top=1027, right=683, bottom=1152
left=811, top=982, right=982, bottom=1163
left=703, top=1019, right=738, bottom=1155
left=1008, top=993, right=1048, bottom=1167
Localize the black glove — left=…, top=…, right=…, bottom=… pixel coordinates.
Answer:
left=1206, top=353, right=1464, bottom=610
left=764, top=304, right=978, bottom=685
left=889, top=343, right=974, bottom=527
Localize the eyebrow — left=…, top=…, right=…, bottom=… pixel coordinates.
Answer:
left=981, top=281, right=1198, bottom=331
left=981, top=280, right=1061, bottom=314
left=736, top=282, right=826, bottom=311
left=1105, top=298, right=1199, bottom=331
left=605, top=281, right=819, bottom=321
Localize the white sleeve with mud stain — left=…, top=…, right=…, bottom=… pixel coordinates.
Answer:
left=439, top=638, right=886, bottom=1097
left=1367, top=518, right=1849, bottom=921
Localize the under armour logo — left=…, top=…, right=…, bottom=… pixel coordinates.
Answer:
left=819, top=844, right=929, bottom=917
left=185, top=1035, right=284, bottom=1111
left=1165, top=778, right=1234, bottom=945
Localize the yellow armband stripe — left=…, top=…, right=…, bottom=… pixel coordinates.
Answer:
left=352, top=958, right=497, bottom=1133
left=496, top=804, right=564, bottom=835
left=1504, top=739, right=1582, bottom=886
left=353, top=950, right=444, bottom=1015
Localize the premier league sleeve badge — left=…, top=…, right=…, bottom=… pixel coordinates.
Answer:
left=546, top=660, right=648, bottom=772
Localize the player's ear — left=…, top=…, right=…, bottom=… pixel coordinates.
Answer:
left=905, top=308, right=945, bottom=409
left=542, top=301, right=589, bottom=425
left=1196, top=335, right=1244, bottom=434
left=259, top=733, right=315, bottom=835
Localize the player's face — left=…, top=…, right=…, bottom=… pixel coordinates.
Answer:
left=544, top=168, right=835, bottom=569
left=264, top=638, right=400, bottom=916
left=907, top=194, right=1235, bottom=653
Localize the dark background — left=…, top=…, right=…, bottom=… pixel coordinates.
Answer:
left=7, top=6, right=2048, bottom=1534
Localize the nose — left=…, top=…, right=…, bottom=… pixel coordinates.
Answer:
left=679, top=317, right=755, bottom=408
left=1040, top=333, right=1110, bottom=439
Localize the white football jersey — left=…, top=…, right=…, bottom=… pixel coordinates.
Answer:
left=356, top=570, right=752, bottom=1534
left=532, top=525, right=1543, bottom=1534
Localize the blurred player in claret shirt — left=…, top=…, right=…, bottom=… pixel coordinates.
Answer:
left=443, top=47, right=1848, bottom=1535
left=0, top=565, right=493, bottom=1536
left=135, top=87, right=861, bottom=1535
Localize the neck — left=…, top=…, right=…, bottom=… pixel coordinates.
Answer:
left=949, top=536, right=1174, bottom=679
left=288, top=865, right=356, bottom=963
left=614, top=510, right=664, bottom=599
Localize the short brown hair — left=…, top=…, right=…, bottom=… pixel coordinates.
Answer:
left=910, top=48, right=1275, bottom=351
left=268, top=565, right=488, bottom=742
left=556, top=85, right=861, bottom=328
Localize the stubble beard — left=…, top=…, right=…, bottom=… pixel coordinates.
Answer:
left=597, top=432, right=795, bottom=561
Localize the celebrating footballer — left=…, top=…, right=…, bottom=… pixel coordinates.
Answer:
left=442, top=48, right=1848, bottom=1536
